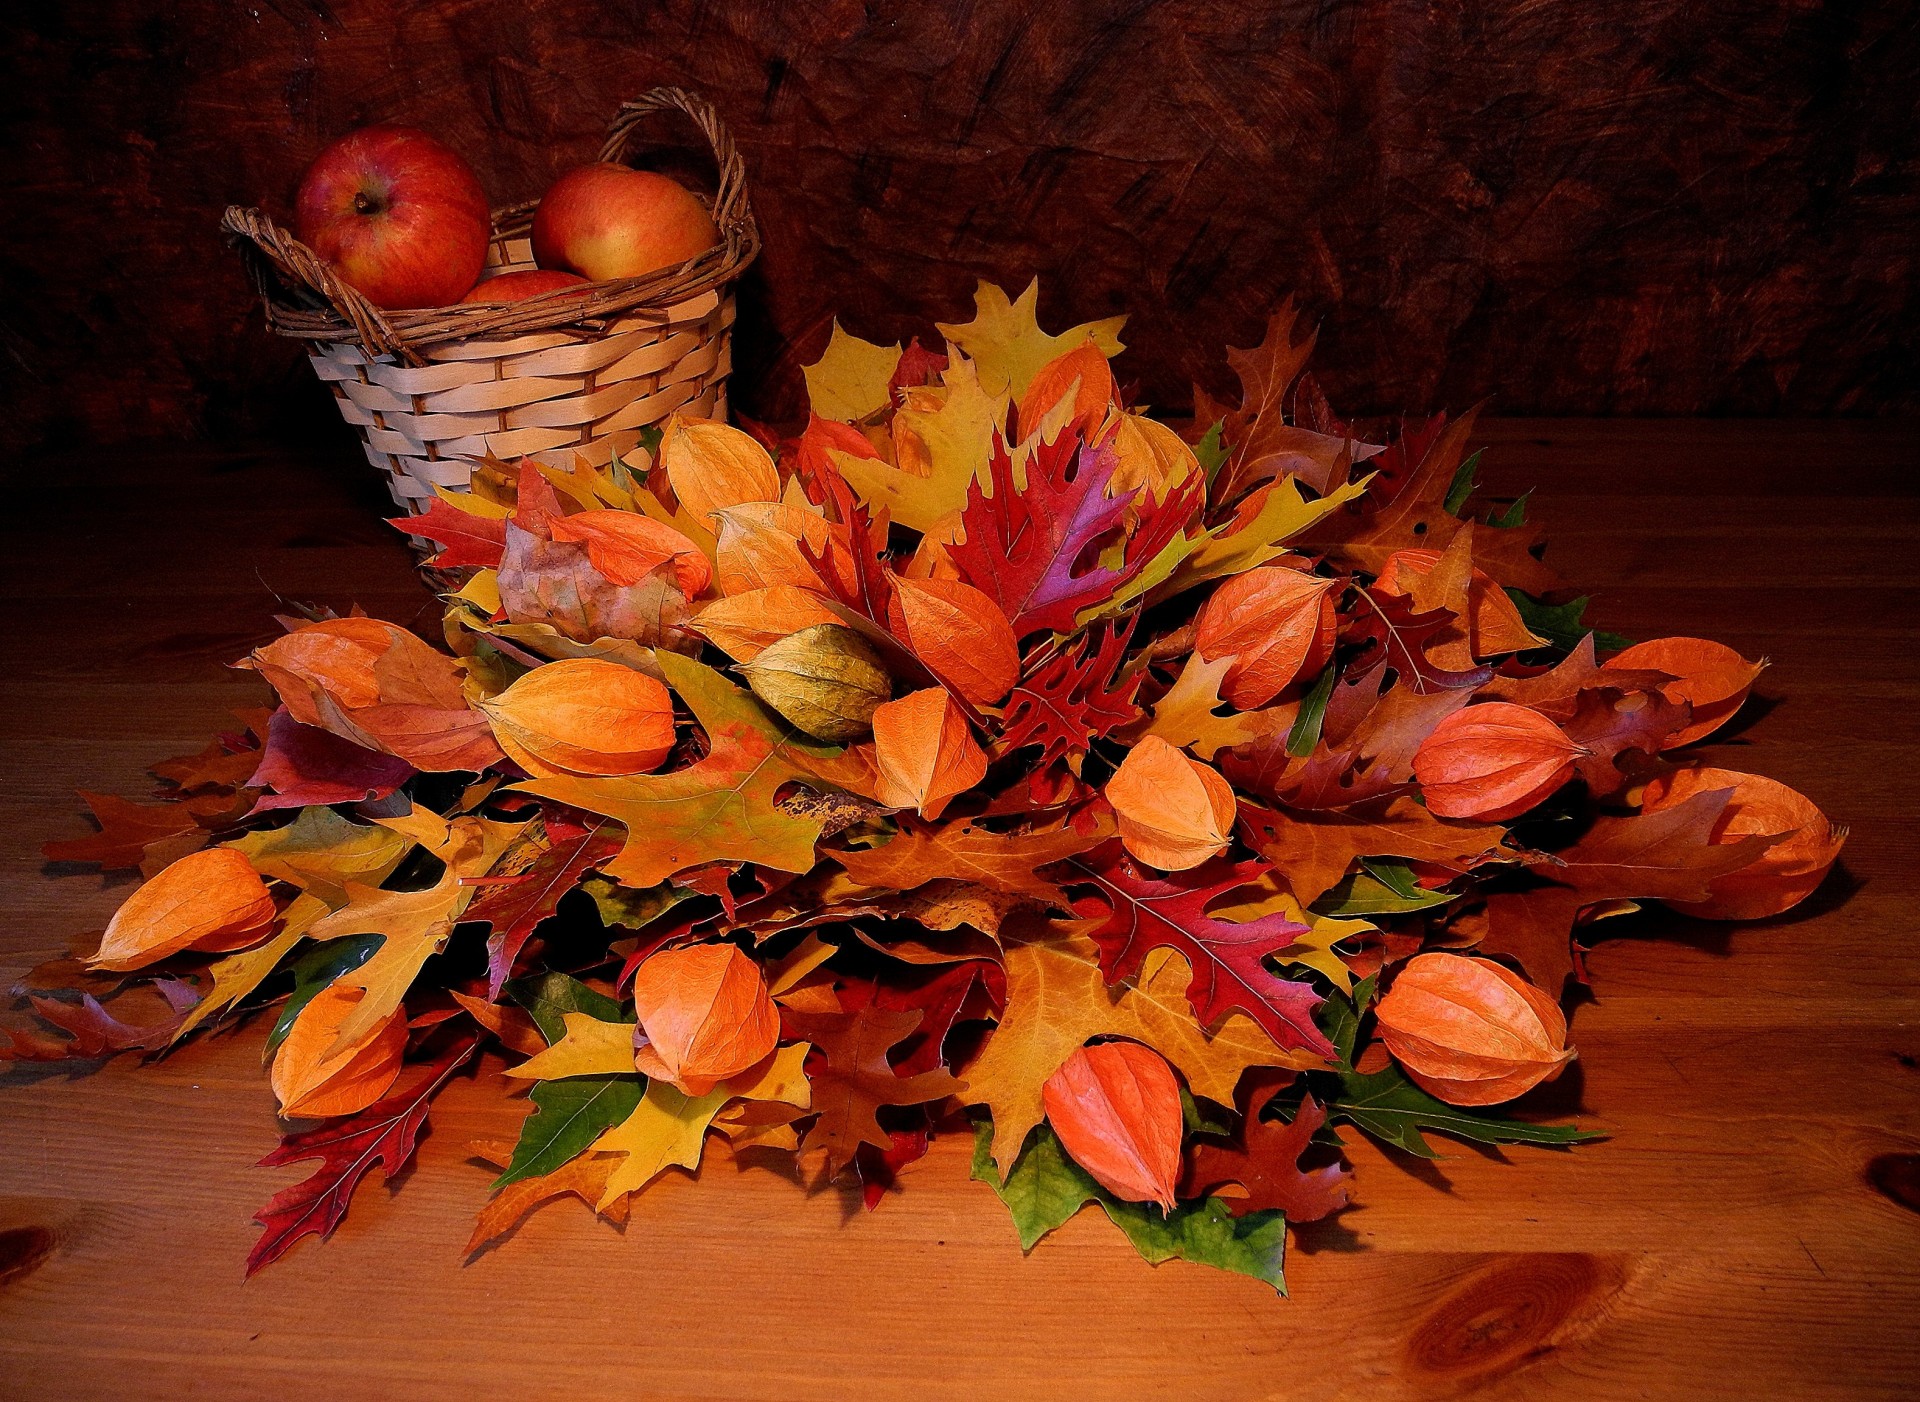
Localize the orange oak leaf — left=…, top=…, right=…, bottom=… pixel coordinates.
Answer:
left=1181, top=1080, right=1351, bottom=1221
left=43, top=790, right=215, bottom=874
left=1042, top=1041, right=1183, bottom=1211
left=463, top=1145, right=632, bottom=1256
left=1238, top=797, right=1509, bottom=906
left=786, top=1005, right=967, bottom=1177
left=836, top=816, right=1107, bottom=904
left=1604, top=636, right=1765, bottom=747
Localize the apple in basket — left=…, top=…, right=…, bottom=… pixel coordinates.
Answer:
left=460, top=268, right=591, bottom=303
left=531, top=163, right=719, bottom=281
left=294, top=126, right=491, bottom=310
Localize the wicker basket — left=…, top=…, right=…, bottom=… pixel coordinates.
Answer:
left=222, top=86, right=759, bottom=557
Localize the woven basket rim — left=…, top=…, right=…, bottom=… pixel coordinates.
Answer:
left=220, top=86, right=759, bottom=365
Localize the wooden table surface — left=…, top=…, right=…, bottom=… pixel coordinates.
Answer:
left=2, top=420, right=1916, bottom=1400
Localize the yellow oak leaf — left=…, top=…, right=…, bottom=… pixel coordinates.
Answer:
left=1134, top=652, right=1298, bottom=762
left=1209, top=879, right=1368, bottom=995
left=464, top=1143, right=631, bottom=1255
left=935, top=279, right=1126, bottom=399
left=802, top=320, right=903, bottom=423
left=590, top=1041, right=811, bottom=1208
left=170, top=892, right=329, bottom=1043
left=226, top=807, right=412, bottom=907
left=1158, top=475, right=1370, bottom=599
left=836, top=354, right=1008, bottom=532
left=965, top=921, right=1320, bottom=1178
left=503, top=1010, right=636, bottom=1080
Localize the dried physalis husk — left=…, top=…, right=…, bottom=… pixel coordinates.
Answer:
left=629, top=943, right=781, bottom=1095
left=1193, top=563, right=1338, bottom=708
left=871, top=687, right=988, bottom=819
left=690, top=585, right=843, bottom=662
left=711, top=501, right=841, bottom=596
left=1042, top=1041, right=1183, bottom=1211
left=1105, top=735, right=1237, bottom=871
left=1376, top=547, right=1543, bottom=656
left=92, top=847, right=277, bottom=971
left=1412, top=702, right=1585, bottom=821
left=1375, top=953, right=1574, bottom=1105
left=659, top=414, right=781, bottom=526
left=1605, top=636, right=1765, bottom=747
left=739, top=623, right=891, bottom=742
left=478, top=657, right=675, bottom=778
left=1641, top=766, right=1845, bottom=919
left=546, top=509, right=711, bottom=597
left=887, top=573, right=1020, bottom=706
left=1017, top=340, right=1115, bottom=443
left=271, top=981, right=408, bottom=1118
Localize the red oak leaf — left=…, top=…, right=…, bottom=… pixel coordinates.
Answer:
left=466, top=810, right=622, bottom=999
left=248, top=1037, right=479, bottom=1276
left=1060, top=841, right=1333, bottom=1058
left=1345, top=586, right=1494, bottom=694
left=389, top=495, right=507, bottom=570
left=246, top=707, right=415, bottom=814
left=998, top=617, right=1144, bottom=768
left=26, top=979, right=200, bottom=1058
left=1181, top=1082, right=1351, bottom=1221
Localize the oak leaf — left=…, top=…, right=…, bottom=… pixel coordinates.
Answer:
left=785, top=1005, right=967, bottom=1177
left=840, top=355, right=1008, bottom=532
left=801, top=321, right=902, bottom=423
left=1237, top=798, right=1509, bottom=906
left=1181, top=1083, right=1351, bottom=1221
left=998, top=618, right=1144, bottom=769
left=246, top=709, right=414, bottom=813
left=835, top=817, right=1106, bottom=904
left=935, top=278, right=1126, bottom=399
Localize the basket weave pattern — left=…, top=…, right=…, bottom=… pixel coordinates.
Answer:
left=222, top=87, right=758, bottom=520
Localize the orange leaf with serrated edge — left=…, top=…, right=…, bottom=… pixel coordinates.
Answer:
left=1194, top=563, right=1338, bottom=708
left=785, top=1005, right=967, bottom=1177
left=660, top=414, right=780, bottom=525
left=1604, top=637, right=1765, bottom=747
left=887, top=573, right=1020, bottom=706
left=1042, top=1042, right=1182, bottom=1211
left=478, top=658, right=674, bottom=777
left=871, top=688, right=988, bottom=819
left=835, top=815, right=1108, bottom=904
left=1413, top=703, right=1584, bottom=821
left=547, top=510, right=710, bottom=596
left=691, top=585, right=842, bottom=661
left=1105, top=736, right=1235, bottom=871
left=1641, top=767, right=1845, bottom=919
left=629, top=944, right=780, bottom=1096
left=1377, top=542, right=1544, bottom=657
left=91, top=847, right=276, bottom=970
left=271, top=981, right=408, bottom=1118
left=1375, top=953, right=1573, bottom=1106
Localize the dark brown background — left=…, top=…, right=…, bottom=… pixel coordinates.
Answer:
left=2, top=0, right=1915, bottom=454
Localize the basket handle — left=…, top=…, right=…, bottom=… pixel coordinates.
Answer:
left=598, top=86, right=757, bottom=252
left=218, top=204, right=417, bottom=362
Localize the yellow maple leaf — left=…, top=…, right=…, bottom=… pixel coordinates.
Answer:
left=590, top=1041, right=812, bottom=1208
left=964, top=921, right=1319, bottom=1178
left=802, top=320, right=903, bottom=423
left=835, top=355, right=1008, bottom=532
left=502, top=1010, right=636, bottom=1080
left=936, top=279, right=1126, bottom=399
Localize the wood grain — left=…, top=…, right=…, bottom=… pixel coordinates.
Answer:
left=3, top=2, right=1917, bottom=454
left=2, top=421, right=1918, bottom=1399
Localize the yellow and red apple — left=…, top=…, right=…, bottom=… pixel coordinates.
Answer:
left=294, top=126, right=490, bottom=310
left=531, top=164, right=718, bottom=281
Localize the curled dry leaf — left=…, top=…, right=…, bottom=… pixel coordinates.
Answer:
left=660, top=414, right=782, bottom=525
left=1376, top=547, right=1543, bottom=656
left=546, top=510, right=711, bottom=596
left=1641, top=766, right=1845, bottom=919
left=1193, top=563, right=1337, bottom=708
left=887, top=573, right=1020, bottom=706
left=712, top=501, right=842, bottom=596
left=248, top=617, right=502, bottom=772
left=1605, top=637, right=1764, bottom=747
left=690, top=585, right=842, bottom=662
left=629, top=943, right=781, bottom=1095
left=1041, top=1041, right=1183, bottom=1212
left=92, top=846, right=277, bottom=971
left=871, top=687, right=989, bottom=819
left=738, top=623, right=892, bottom=742
left=478, top=658, right=675, bottom=778
left=1016, top=340, right=1115, bottom=443
left=271, top=981, right=408, bottom=1118
left=1105, top=735, right=1236, bottom=871
left=1375, top=953, right=1574, bottom=1105
left=1413, top=703, right=1584, bottom=821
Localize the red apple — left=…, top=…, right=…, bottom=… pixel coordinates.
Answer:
left=531, top=163, right=718, bottom=282
left=460, top=268, right=591, bottom=303
left=294, top=125, right=491, bottom=310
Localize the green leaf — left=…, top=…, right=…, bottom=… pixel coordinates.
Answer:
left=265, top=933, right=381, bottom=1054
left=1323, top=1064, right=1604, bottom=1159
left=1505, top=590, right=1636, bottom=654
left=1285, top=665, right=1338, bottom=758
left=1313, top=865, right=1456, bottom=915
left=507, top=971, right=628, bottom=1044
left=1318, top=974, right=1376, bottom=1070
left=494, top=1074, right=644, bottom=1189
left=1194, top=419, right=1229, bottom=486
left=1488, top=490, right=1530, bottom=527
left=1442, top=449, right=1484, bottom=516
left=971, top=1117, right=1289, bottom=1293
left=580, top=874, right=691, bottom=932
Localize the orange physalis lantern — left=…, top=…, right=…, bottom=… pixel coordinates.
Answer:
left=628, top=943, right=781, bottom=1095
left=271, top=982, right=408, bottom=1118
left=1042, top=1041, right=1184, bottom=1211
left=1105, top=735, right=1237, bottom=871
left=1193, top=563, right=1338, bottom=708
left=478, top=658, right=675, bottom=778
left=1412, top=702, right=1585, bottom=821
left=871, top=688, right=989, bottom=819
left=91, top=847, right=278, bottom=971
left=1641, top=766, right=1845, bottom=919
left=1375, top=954, right=1574, bottom=1105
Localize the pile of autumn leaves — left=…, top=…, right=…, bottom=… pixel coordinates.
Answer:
left=14, top=282, right=1845, bottom=1288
